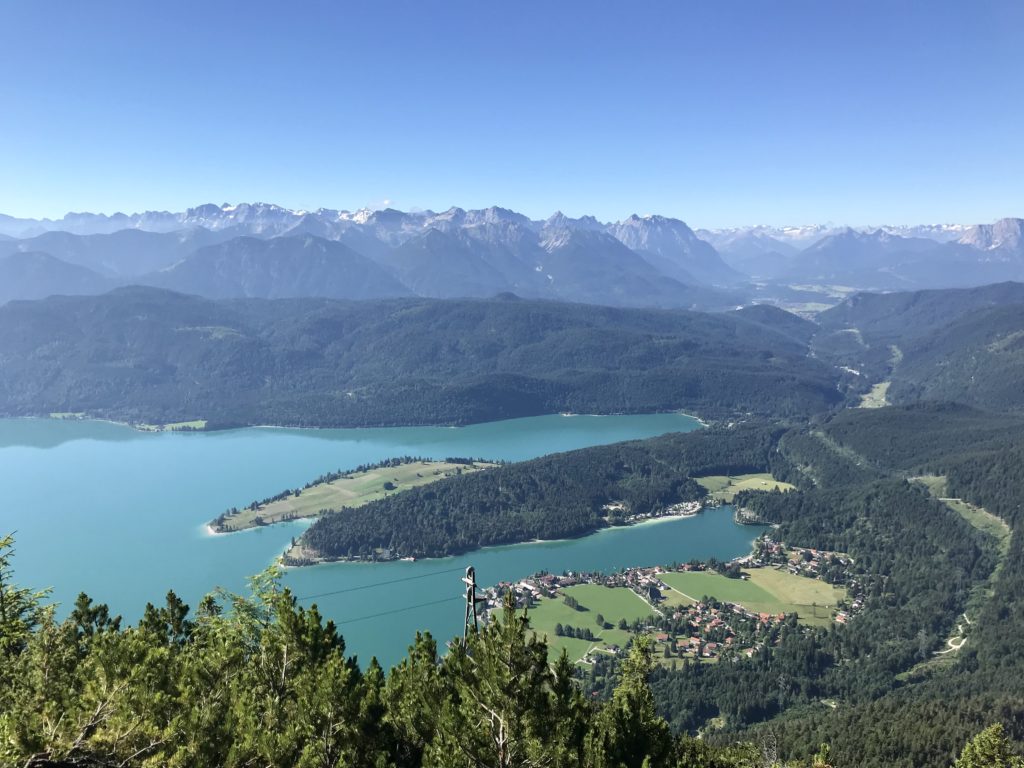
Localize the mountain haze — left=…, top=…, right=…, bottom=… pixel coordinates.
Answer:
left=0, top=252, right=110, bottom=304
left=146, top=235, right=411, bottom=300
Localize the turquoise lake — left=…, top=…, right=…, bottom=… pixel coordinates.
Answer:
left=0, top=413, right=764, bottom=668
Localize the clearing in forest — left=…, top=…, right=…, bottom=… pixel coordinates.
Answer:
left=694, top=473, right=795, bottom=503
left=857, top=381, right=890, bottom=408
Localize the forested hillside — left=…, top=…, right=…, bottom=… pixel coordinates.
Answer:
left=696, top=405, right=1024, bottom=766
left=812, top=283, right=1024, bottom=411
left=0, top=288, right=841, bottom=427
left=888, top=304, right=1024, bottom=411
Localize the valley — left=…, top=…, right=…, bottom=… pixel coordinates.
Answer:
left=8, top=4, right=1024, bottom=764
left=7, top=280, right=1024, bottom=766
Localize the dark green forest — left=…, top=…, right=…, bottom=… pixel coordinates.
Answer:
left=657, top=405, right=1024, bottom=767
left=812, top=282, right=1024, bottom=411
left=0, top=288, right=840, bottom=427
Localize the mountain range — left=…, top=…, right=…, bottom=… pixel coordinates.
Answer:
left=1, top=203, right=1024, bottom=307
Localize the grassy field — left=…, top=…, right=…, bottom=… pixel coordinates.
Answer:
left=694, top=473, right=795, bottom=503
left=136, top=420, right=208, bottom=432
left=659, top=568, right=845, bottom=627
left=526, top=584, right=657, bottom=661
left=858, top=381, right=890, bottom=409
left=218, top=460, right=496, bottom=531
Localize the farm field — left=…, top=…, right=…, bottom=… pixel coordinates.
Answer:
left=527, top=584, right=657, bottom=661
left=216, top=459, right=496, bottom=531
left=694, top=473, right=795, bottom=503
left=659, top=568, right=845, bottom=627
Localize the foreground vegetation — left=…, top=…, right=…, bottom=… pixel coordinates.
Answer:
left=2, top=536, right=1016, bottom=768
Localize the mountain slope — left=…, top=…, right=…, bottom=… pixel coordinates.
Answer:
left=782, top=229, right=944, bottom=288
left=0, top=252, right=110, bottom=304
left=538, top=228, right=702, bottom=308
left=957, top=217, right=1024, bottom=253
left=701, top=231, right=798, bottom=279
left=817, top=282, right=1024, bottom=345
left=0, top=228, right=232, bottom=276
left=812, top=282, right=1024, bottom=403
left=608, top=215, right=741, bottom=285
left=145, top=235, right=411, bottom=300
left=0, top=288, right=842, bottom=426
left=373, top=229, right=513, bottom=298
left=888, top=303, right=1024, bottom=411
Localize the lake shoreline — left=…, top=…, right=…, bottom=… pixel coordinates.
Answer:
left=28, top=408, right=710, bottom=435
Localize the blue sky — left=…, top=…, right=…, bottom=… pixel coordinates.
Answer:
left=1, top=1, right=1022, bottom=227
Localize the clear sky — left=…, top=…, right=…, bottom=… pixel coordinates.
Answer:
left=1, top=1, right=1022, bottom=228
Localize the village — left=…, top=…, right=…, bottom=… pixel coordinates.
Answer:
left=603, top=499, right=704, bottom=524
left=481, top=534, right=865, bottom=665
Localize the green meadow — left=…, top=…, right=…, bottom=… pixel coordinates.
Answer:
left=218, top=460, right=496, bottom=531
left=526, top=583, right=657, bottom=661
left=660, top=568, right=845, bottom=627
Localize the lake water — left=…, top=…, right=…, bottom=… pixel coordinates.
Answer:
left=0, top=413, right=764, bottom=668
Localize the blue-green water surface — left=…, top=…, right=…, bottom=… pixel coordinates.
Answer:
left=0, top=413, right=764, bottom=667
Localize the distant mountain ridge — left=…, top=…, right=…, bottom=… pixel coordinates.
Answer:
left=0, top=252, right=111, bottom=305
left=1, top=204, right=1023, bottom=306
left=0, top=204, right=751, bottom=309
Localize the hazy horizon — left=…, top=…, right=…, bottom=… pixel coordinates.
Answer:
left=0, top=199, right=1015, bottom=233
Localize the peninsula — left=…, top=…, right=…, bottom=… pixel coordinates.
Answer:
left=209, top=457, right=497, bottom=533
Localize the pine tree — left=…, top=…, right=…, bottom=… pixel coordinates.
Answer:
left=954, top=725, right=1024, bottom=768
left=585, top=637, right=673, bottom=768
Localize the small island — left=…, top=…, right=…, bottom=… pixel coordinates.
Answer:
left=209, top=457, right=498, bottom=533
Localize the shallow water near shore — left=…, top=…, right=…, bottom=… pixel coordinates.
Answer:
left=0, top=413, right=763, bottom=668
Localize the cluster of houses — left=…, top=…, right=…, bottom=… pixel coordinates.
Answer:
left=751, top=535, right=866, bottom=621
left=654, top=599, right=788, bottom=661
left=602, top=499, right=704, bottom=525
left=482, top=563, right=792, bottom=664
left=481, top=532, right=869, bottom=665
